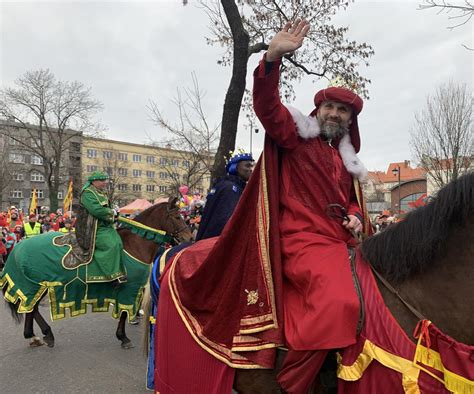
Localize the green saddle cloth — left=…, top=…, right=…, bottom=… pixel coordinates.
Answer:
left=0, top=232, right=150, bottom=321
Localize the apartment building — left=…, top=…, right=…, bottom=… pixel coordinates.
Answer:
left=0, top=121, right=82, bottom=212
left=82, top=137, right=212, bottom=206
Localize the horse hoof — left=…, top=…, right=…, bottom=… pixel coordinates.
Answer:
left=29, top=337, right=45, bottom=347
left=121, top=341, right=134, bottom=349
left=43, top=337, right=55, bottom=348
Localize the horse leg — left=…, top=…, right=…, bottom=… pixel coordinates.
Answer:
left=33, top=304, right=55, bottom=347
left=116, top=311, right=134, bottom=349
left=23, top=310, right=44, bottom=347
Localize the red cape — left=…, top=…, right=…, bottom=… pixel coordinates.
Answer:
left=165, top=135, right=371, bottom=368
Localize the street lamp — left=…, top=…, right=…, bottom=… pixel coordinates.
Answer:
left=392, top=165, right=401, bottom=215
left=250, top=128, right=259, bottom=155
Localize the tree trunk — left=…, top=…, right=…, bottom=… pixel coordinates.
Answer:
left=211, top=0, right=250, bottom=181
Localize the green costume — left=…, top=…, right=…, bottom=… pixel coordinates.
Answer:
left=80, top=172, right=126, bottom=283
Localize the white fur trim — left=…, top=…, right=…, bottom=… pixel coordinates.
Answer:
left=285, top=105, right=368, bottom=181
left=286, top=105, right=320, bottom=139
left=339, top=134, right=368, bottom=181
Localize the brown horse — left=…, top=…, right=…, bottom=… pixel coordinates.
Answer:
left=2, top=199, right=193, bottom=349
left=157, top=173, right=473, bottom=393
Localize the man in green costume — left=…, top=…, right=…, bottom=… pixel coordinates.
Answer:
left=79, top=171, right=126, bottom=283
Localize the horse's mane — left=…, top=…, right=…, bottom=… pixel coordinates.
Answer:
left=361, top=172, right=473, bottom=283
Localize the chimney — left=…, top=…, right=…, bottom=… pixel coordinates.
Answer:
left=404, top=160, right=410, bottom=168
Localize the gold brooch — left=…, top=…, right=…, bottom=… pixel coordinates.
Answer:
left=245, top=289, right=259, bottom=305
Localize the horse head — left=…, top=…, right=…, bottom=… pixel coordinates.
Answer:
left=134, top=198, right=193, bottom=244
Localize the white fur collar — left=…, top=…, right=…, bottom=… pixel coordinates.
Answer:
left=286, top=105, right=368, bottom=181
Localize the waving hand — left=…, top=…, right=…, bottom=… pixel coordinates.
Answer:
left=266, top=19, right=310, bottom=62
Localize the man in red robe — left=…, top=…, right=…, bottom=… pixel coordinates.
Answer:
left=253, top=19, right=369, bottom=391
left=156, top=19, right=371, bottom=393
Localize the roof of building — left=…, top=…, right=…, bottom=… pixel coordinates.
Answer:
left=369, top=161, right=426, bottom=184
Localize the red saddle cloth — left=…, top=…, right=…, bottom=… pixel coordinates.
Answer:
left=338, top=255, right=474, bottom=393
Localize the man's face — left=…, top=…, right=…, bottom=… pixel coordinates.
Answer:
left=236, top=160, right=254, bottom=182
left=11, top=212, right=18, bottom=220
left=92, top=179, right=108, bottom=190
left=30, top=217, right=37, bottom=223
left=317, top=100, right=353, bottom=140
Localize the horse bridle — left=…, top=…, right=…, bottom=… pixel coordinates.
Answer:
left=163, top=207, right=189, bottom=245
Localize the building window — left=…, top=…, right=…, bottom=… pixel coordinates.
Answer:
left=31, top=171, right=45, bottom=182
left=10, top=190, right=23, bottom=198
left=133, top=154, right=142, bottom=162
left=132, top=184, right=142, bottom=192
left=87, top=149, right=98, bottom=158
left=159, top=157, right=167, bottom=165
left=12, top=173, right=24, bottom=181
left=9, top=153, right=24, bottom=163
left=9, top=137, right=21, bottom=146
left=70, top=142, right=81, bottom=152
left=170, top=159, right=179, bottom=166
left=103, top=151, right=113, bottom=159
left=37, top=190, right=44, bottom=199
left=118, top=184, right=128, bottom=191
left=31, top=155, right=43, bottom=165
left=159, top=186, right=167, bottom=193
left=57, top=191, right=64, bottom=199
left=87, top=165, right=98, bottom=172
left=118, top=168, right=128, bottom=176
left=118, top=152, right=128, bottom=161
left=146, top=170, right=155, bottom=178
left=159, top=172, right=168, bottom=179
left=30, top=138, right=41, bottom=149
left=146, top=156, right=155, bottom=164
left=103, top=167, right=112, bottom=176
left=132, top=169, right=142, bottom=177
left=146, top=185, right=155, bottom=192
left=182, top=160, right=190, bottom=168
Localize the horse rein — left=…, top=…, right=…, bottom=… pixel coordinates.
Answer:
left=164, top=207, right=190, bottom=245
left=371, top=267, right=426, bottom=321
left=326, top=203, right=363, bottom=242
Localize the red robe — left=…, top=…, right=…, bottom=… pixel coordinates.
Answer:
left=253, top=56, right=362, bottom=350
left=159, top=57, right=371, bottom=389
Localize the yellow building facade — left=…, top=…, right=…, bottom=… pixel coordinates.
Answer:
left=82, top=137, right=212, bottom=206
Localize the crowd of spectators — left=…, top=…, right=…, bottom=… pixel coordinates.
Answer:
left=0, top=206, right=75, bottom=268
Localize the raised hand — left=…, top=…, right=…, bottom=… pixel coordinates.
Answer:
left=266, top=19, right=310, bottom=62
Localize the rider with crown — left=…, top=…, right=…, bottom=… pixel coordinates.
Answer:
left=154, top=19, right=372, bottom=394
left=195, top=150, right=254, bottom=241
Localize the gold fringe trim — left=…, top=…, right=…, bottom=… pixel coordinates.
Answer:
left=414, top=344, right=474, bottom=394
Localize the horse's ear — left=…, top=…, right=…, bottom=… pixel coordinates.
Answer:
left=168, top=197, right=179, bottom=210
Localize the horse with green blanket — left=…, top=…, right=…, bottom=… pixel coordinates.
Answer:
left=1, top=198, right=192, bottom=349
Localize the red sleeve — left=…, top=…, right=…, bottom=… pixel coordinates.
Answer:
left=253, top=54, right=299, bottom=149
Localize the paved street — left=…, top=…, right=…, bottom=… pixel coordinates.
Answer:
left=0, top=299, right=150, bottom=393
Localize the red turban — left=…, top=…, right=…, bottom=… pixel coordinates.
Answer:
left=310, top=87, right=364, bottom=153
left=29, top=214, right=37, bottom=219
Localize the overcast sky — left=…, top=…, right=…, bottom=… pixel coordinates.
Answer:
left=0, top=0, right=472, bottom=171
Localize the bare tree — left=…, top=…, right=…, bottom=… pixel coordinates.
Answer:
left=184, top=0, right=374, bottom=179
left=148, top=72, right=217, bottom=194
left=0, top=69, right=104, bottom=211
left=419, top=0, right=473, bottom=49
left=0, top=135, right=14, bottom=207
left=410, top=81, right=473, bottom=190
left=419, top=1, right=473, bottom=29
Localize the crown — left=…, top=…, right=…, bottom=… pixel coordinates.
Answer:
left=328, top=76, right=360, bottom=94
left=225, top=147, right=250, bottom=165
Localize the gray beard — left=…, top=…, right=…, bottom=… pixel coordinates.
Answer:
left=320, top=122, right=349, bottom=140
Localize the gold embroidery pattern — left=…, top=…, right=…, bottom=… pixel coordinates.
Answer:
left=245, top=289, right=259, bottom=305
